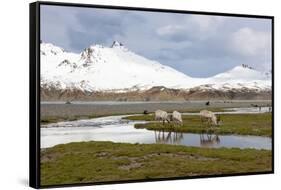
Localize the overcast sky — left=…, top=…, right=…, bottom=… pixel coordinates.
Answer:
left=41, top=5, right=272, bottom=77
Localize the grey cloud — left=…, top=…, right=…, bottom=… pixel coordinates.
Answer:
left=41, top=5, right=272, bottom=77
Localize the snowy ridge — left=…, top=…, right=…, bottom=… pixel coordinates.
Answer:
left=40, top=42, right=271, bottom=93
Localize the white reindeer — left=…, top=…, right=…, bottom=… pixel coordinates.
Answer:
left=155, top=109, right=170, bottom=125
left=199, top=110, right=218, bottom=126
left=171, top=111, right=183, bottom=126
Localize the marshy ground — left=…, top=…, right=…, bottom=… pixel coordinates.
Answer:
left=41, top=141, right=272, bottom=186
left=40, top=100, right=272, bottom=186
left=125, top=113, right=272, bottom=137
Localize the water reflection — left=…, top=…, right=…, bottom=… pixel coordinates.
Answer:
left=154, top=131, right=183, bottom=144
left=153, top=131, right=221, bottom=148
left=200, top=134, right=220, bottom=147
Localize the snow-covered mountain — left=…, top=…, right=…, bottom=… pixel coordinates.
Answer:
left=40, top=42, right=271, bottom=94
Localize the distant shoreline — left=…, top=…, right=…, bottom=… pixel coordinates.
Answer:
left=41, top=86, right=272, bottom=102
left=41, top=99, right=272, bottom=104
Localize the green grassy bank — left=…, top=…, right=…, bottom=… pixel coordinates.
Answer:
left=41, top=141, right=271, bottom=186
left=124, top=113, right=272, bottom=137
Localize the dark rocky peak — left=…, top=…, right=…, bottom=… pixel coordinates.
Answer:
left=111, top=41, right=124, bottom=48
left=80, top=47, right=95, bottom=65
left=241, top=64, right=254, bottom=70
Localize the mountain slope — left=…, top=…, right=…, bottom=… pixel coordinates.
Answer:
left=41, top=42, right=207, bottom=92
left=40, top=42, right=271, bottom=100
left=199, top=66, right=271, bottom=92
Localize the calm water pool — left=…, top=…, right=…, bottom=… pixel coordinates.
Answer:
left=41, top=113, right=271, bottom=150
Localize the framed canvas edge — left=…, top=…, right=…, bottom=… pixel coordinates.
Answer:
left=29, top=1, right=275, bottom=189
left=30, top=1, right=41, bottom=189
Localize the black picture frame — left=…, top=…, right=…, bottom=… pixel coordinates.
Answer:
left=29, top=1, right=274, bottom=189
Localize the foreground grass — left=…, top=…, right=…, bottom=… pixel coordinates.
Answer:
left=41, top=141, right=272, bottom=186
left=124, top=113, right=272, bottom=137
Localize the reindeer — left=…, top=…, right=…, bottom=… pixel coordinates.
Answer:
left=199, top=110, right=219, bottom=126
left=171, top=111, right=183, bottom=126
left=155, top=110, right=170, bottom=125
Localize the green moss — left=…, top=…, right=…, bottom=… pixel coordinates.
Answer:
left=40, top=116, right=70, bottom=124
left=125, top=113, right=272, bottom=137
left=41, top=141, right=272, bottom=186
